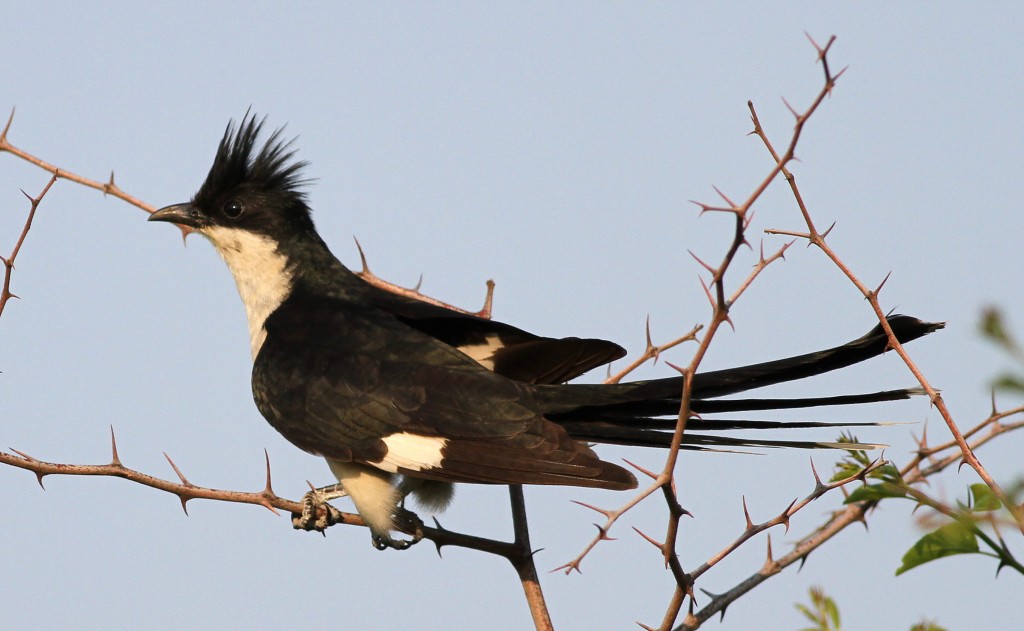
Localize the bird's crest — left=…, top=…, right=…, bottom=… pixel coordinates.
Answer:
left=194, top=112, right=310, bottom=212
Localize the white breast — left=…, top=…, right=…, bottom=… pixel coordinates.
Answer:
left=202, top=226, right=294, bottom=359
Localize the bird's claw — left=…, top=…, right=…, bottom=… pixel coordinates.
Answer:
left=371, top=506, right=425, bottom=551
left=291, top=488, right=344, bottom=532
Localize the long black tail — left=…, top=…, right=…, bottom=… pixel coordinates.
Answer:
left=537, top=315, right=943, bottom=451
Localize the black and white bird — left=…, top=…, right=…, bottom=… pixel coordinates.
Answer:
left=149, top=115, right=941, bottom=549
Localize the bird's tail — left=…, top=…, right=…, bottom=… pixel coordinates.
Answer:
left=537, top=315, right=943, bottom=451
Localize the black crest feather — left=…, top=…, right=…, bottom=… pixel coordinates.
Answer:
left=194, top=113, right=310, bottom=211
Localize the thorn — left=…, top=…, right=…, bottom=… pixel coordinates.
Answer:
left=664, top=360, right=687, bottom=376
left=262, top=448, right=275, bottom=495
left=804, top=31, right=821, bottom=53
left=0, top=107, right=14, bottom=144
left=109, top=426, right=122, bottom=467
left=688, top=250, right=715, bottom=274
left=431, top=517, right=446, bottom=558
left=821, top=221, right=836, bottom=238
left=797, top=553, right=810, bottom=571
left=571, top=500, right=613, bottom=519
left=874, top=271, right=893, bottom=296
left=809, top=458, right=823, bottom=489
left=632, top=526, right=665, bottom=552
left=413, top=274, right=423, bottom=292
left=644, top=316, right=654, bottom=351
left=764, top=534, right=774, bottom=566
left=698, top=276, right=715, bottom=309
left=163, top=452, right=194, bottom=487
left=742, top=496, right=754, bottom=530
left=353, top=237, right=370, bottom=274
left=477, top=279, right=496, bottom=319
left=781, top=96, right=799, bottom=119
left=699, top=587, right=720, bottom=600
left=623, top=458, right=659, bottom=481
left=10, top=447, right=38, bottom=461
left=594, top=523, right=617, bottom=542
left=711, top=185, right=735, bottom=208
left=11, top=448, right=48, bottom=489
left=781, top=500, right=797, bottom=533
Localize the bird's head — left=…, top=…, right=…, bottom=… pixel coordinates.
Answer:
left=149, top=113, right=316, bottom=248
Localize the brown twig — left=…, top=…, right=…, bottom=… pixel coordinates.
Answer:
left=352, top=237, right=496, bottom=317
left=755, top=35, right=1024, bottom=534
left=0, top=434, right=553, bottom=562
left=1, top=174, right=57, bottom=319
left=678, top=406, right=1024, bottom=629
left=560, top=39, right=842, bottom=631
left=0, top=109, right=192, bottom=239
left=508, top=485, right=553, bottom=631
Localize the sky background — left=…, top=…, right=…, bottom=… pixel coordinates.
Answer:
left=2, top=3, right=1022, bottom=630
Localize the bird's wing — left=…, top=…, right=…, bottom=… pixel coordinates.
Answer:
left=253, top=292, right=635, bottom=489
left=361, top=283, right=626, bottom=383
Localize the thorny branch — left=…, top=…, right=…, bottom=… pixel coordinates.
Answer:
left=554, top=35, right=846, bottom=631
left=0, top=109, right=170, bottom=228
left=679, top=405, right=1024, bottom=630
left=3, top=34, right=1020, bottom=631
left=756, top=36, right=1024, bottom=534
left=1, top=108, right=498, bottom=314
left=0, top=429, right=544, bottom=562
left=0, top=109, right=544, bottom=625
left=1, top=174, right=56, bottom=318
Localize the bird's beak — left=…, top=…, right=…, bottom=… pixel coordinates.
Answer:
left=149, top=203, right=204, bottom=229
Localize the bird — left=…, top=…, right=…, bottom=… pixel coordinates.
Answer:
left=149, top=114, right=942, bottom=550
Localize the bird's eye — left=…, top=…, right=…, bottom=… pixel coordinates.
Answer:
left=223, top=199, right=244, bottom=219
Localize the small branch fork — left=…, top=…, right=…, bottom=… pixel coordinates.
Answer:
left=554, top=35, right=842, bottom=631
left=679, top=404, right=1024, bottom=630
left=1, top=174, right=56, bottom=318
left=0, top=429, right=551, bottom=565
left=352, top=237, right=495, bottom=318
left=754, top=37, right=1024, bottom=534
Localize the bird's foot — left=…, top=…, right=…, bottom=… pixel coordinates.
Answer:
left=371, top=506, right=425, bottom=551
left=291, top=483, right=347, bottom=533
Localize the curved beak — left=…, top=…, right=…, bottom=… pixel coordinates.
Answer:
left=149, top=203, right=205, bottom=229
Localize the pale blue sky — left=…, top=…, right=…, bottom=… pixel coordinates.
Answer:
left=3, top=3, right=1022, bottom=630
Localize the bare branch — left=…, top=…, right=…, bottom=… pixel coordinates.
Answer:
left=1, top=174, right=57, bottom=318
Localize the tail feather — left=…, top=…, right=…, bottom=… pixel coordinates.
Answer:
left=540, top=315, right=942, bottom=451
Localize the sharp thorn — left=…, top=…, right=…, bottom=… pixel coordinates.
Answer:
left=353, top=237, right=370, bottom=274
left=261, top=448, right=274, bottom=494
left=109, top=425, right=122, bottom=467
left=163, top=452, right=193, bottom=487
left=622, top=458, right=659, bottom=481
left=571, top=500, right=613, bottom=519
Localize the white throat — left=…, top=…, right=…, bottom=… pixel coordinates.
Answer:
left=202, top=226, right=294, bottom=359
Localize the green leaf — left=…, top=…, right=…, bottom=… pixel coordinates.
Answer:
left=844, top=482, right=908, bottom=504
left=968, top=483, right=1002, bottom=512
left=896, top=522, right=979, bottom=575
left=980, top=307, right=1012, bottom=347
left=992, top=373, right=1024, bottom=394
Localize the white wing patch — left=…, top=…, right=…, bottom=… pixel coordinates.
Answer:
left=202, top=226, right=294, bottom=359
left=457, top=334, right=506, bottom=369
left=379, top=432, right=448, bottom=473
